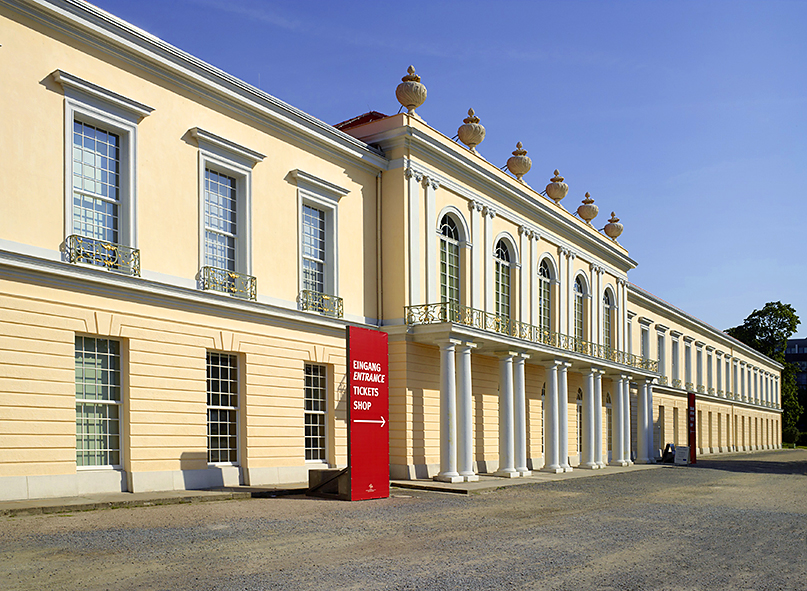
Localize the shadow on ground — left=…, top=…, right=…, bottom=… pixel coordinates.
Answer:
left=691, top=450, right=807, bottom=476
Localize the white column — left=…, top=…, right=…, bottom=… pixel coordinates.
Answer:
left=610, top=375, right=625, bottom=466
left=557, top=246, right=566, bottom=336
left=530, top=232, right=539, bottom=326
left=542, top=361, right=562, bottom=473
left=495, top=353, right=518, bottom=477
left=623, top=376, right=633, bottom=465
left=514, top=353, right=531, bottom=475
left=484, top=206, right=496, bottom=314
left=469, top=200, right=483, bottom=309
left=581, top=368, right=598, bottom=469
left=559, top=361, right=572, bottom=472
left=405, top=167, right=423, bottom=306
left=456, top=341, right=478, bottom=482
left=594, top=370, right=606, bottom=468
left=436, top=339, right=462, bottom=482
left=424, top=177, right=439, bottom=305
left=637, top=379, right=653, bottom=463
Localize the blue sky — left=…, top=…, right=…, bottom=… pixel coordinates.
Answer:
left=92, top=0, right=807, bottom=337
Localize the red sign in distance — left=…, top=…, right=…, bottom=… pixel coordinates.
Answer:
left=347, top=326, right=389, bottom=501
left=688, top=393, right=697, bottom=465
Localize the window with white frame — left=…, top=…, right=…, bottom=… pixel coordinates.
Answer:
left=54, top=70, right=151, bottom=275
left=192, top=128, right=262, bottom=298
left=75, top=336, right=122, bottom=468
left=305, top=364, right=327, bottom=461
left=641, top=327, right=650, bottom=361
left=439, top=215, right=460, bottom=306
left=302, top=204, right=327, bottom=293
left=293, top=170, right=347, bottom=314
left=207, top=352, right=238, bottom=464
left=204, top=168, right=238, bottom=273
left=671, top=339, right=680, bottom=382
left=539, top=260, right=552, bottom=334
left=603, top=292, right=613, bottom=351
left=494, top=240, right=511, bottom=320
left=574, top=277, right=585, bottom=342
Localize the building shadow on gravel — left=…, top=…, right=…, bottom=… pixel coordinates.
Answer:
left=692, top=456, right=807, bottom=476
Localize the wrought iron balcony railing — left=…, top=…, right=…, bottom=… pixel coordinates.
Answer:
left=672, top=378, right=682, bottom=389
left=717, top=389, right=724, bottom=397
left=697, top=384, right=705, bottom=394
left=300, top=290, right=344, bottom=318
left=200, top=266, right=256, bottom=300
left=658, top=376, right=668, bottom=386
left=65, top=235, right=140, bottom=276
left=708, top=387, right=715, bottom=396
left=404, top=302, right=658, bottom=372
left=685, top=382, right=694, bottom=391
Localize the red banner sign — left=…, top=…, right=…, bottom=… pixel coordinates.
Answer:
left=688, top=392, right=697, bottom=465
left=347, top=326, right=389, bottom=500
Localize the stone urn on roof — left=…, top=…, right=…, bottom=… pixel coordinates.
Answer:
left=577, top=192, right=598, bottom=224
left=457, top=108, right=486, bottom=153
left=506, top=142, right=531, bottom=182
left=396, top=65, right=427, bottom=117
left=545, top=170, right=569, bottom=205
left=603, top=212, right=624, bottom=240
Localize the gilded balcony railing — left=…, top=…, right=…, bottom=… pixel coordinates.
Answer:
left=658, top=376, right=668, bottom=386
left=65, top=235, right=140, bottom=276
left=685, top=382, right=694, bottom=391
left=708, top=387, right=715, bottom=396
left=672, top=378, right=682, bottom=389
left=300, top=290, right=344, bottom=318
left=200, top=266, right=256, bottom=300
left=404, top=302, right=658, bottom=372
left=697, top=384, right=705, bottom=394
left=717, top=389, right=724, bottom=397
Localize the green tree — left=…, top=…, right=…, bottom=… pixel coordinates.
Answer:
left=726, top=302, right=803, bottom=442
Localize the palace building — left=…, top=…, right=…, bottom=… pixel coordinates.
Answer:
left=0, top=0, right=782, bottom=500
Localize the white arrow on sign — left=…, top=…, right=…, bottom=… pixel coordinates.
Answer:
left=353, top=416, right=386, bottom=427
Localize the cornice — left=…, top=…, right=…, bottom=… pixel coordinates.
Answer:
left=7, top=0, right=388, bottom=173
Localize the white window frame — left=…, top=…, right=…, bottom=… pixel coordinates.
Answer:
left=292, top=170, right=348, bottom=297
left=55, top=70, right=153, bottom=251
left=191, top=128, right=263, bottom=278
left=75, top=335, right=124, bottom=471
left=206, top=351, right=240, bottom=466
left=304, top=363, right=329, bottom=463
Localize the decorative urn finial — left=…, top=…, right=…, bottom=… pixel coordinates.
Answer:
left=396, top=65, right=427, bottom=116
left=577, top=192, right=599, bottom=224
left=545, top=169, right=569, bottom=204
left=506, top=141, right=532, bottom=181
left=604, top=211, right=623, bottom=240
left=457, top=108, right=486, bottom=153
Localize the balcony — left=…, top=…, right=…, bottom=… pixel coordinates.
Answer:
left=697, top=384, right=705, bottom=394
left=717, top=389, right=724, bottom=397
left=200, top=266, right=256, bottom=300
left=685, top=382, right=694, bottom=391
left=658, top=376, right=668, bottom=386
left=300, top=290, right=344, bottom=318
left=65, top=235, right=140, bottom=276
left=672, top=378, right=682, bottom=389
left=708, top=387, right=715, bottom=396
left=404, top=302, right=658, bottom=372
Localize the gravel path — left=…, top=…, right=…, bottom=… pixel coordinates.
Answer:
left=2, top=450, right=806, bottom=591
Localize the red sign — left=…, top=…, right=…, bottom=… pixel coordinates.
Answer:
left=347, top=326, right=389, bottom=500
left=688, top=393, right=697, bottom=465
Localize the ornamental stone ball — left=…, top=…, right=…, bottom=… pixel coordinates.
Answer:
left=545, top=169, right=569, bottom=204
left=506, top=142, right=531, bottom=181
left=577, top=192, right=599, bottom=224
left=604, top=212, right=624, bottom=240
left=457, top=108, right=486, bottom=152
left=396, top=65, right=427, bottom=116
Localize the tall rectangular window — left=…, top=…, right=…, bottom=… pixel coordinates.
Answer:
left=75, top=336, right=121, bottom=467
left=641, top=328, right=649, bottom=360
left=204, top=169, right=237, bottom=272
left=304, top=364, right=327, bottom=461
left=302, top=205, right=326, bottom=293
left=207, top=352, right=238, bottom=464
left=72, top=122, right=120, bottom=243
left=672, top=339, right=679, bottom=381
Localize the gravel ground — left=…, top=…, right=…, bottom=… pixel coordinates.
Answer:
left=1, top=450, right=806, bottom=591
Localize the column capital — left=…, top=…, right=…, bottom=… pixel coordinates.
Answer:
left=422, top=175, right=440, bottom=190
left=468, top=199, right=484, bottom=213
left=404, top=166, right=423, bottom=181
left=435, top=338, right=462, bottom=349
left=483, top=206, right=497, bottom=219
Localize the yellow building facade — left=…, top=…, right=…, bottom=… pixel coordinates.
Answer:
left=0, top=0, right=781, bottom=500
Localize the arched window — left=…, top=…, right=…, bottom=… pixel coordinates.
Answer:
left=439, top=215, right=460, bottom=305
left=538, top=260, right=552, bottom=334
left=576, top=389, right=583, bottom=460
left=605, top=393, right=612, bottom=455
left=574, top=276, right=585, bottom=342
left=494, top=240, right=511, bottom=320
left=603, top=291, right=613, bottom=352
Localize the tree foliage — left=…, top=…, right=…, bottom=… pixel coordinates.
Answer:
left=726, top=301, right=802, bottom=442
